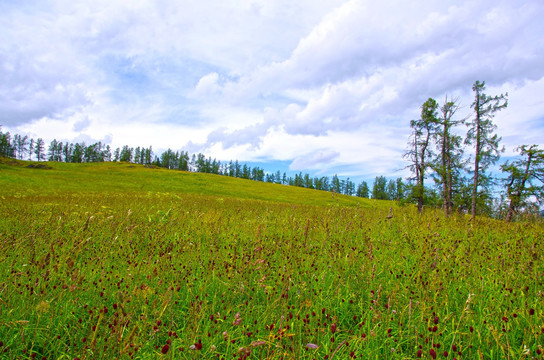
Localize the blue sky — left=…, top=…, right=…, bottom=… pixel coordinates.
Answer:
left=1, top=0, right=543, bottom=185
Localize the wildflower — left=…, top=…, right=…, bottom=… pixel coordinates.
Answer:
left=233, top=312, right=242, bottom=325
left=161, top=344, right=169, bottom=354
left=306, top=343, right=318, bottom=349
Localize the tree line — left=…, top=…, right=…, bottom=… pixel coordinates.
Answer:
left=0, top=127, right=409, bottom=200
left=405, top=80, right=543, bottom=221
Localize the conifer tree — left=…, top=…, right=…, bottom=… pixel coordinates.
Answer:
left=466, top=81, right=507, bottom=218
left=405, top=98, right=439, bottom=211
left=34, top=138, right=45, bottom=161
left=501, top=145, right=544, bottom=222
left=434, top=97, right=464, bottom=215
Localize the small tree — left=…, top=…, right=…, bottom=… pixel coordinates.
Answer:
left=0, top=127, right=15, bottom=157
left=356, top=181, right=369, bottom=198
left=103, top=145, right=112, bottom=162
left=34, top=138, right=45, bottom=161
left=28, top=138, right=34, bottom=160
left=16, top=135, right=29, bottom=160
left=119, top=145, right=133, bottom=162
left=72, top=143, right=85, bottom=163
left=372, top=176, right=388, bottom=200
left=501, top=145, right=544, bottom=222
left=48, top=139, right=59, bottom=161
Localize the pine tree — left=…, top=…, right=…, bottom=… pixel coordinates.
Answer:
left=501, top=145, right=544, bottom=222
left=356, top=181, right=369, bottom=198
left=405, top=98, right=439, bottom=211
left=28, top=138, right=34, bottom=160
left=372, top=176, right=388, bottom=200
left=434, top=97, right=464, bottom=215
left=34, top=138, right=45, bottom=161
left=466, top=81, right=507, bottom=218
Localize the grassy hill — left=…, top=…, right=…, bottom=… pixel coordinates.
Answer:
left=0, top=157, right=381, bottom=208
left=0, top=157, right=543, bottom=359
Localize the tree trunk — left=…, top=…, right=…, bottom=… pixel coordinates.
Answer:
left=442, top=120, right=449, bottom=215
left=471, top=95, right=481, bottom=219
left=505, top=151, right=533, bottom=222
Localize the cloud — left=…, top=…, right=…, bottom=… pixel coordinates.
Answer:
left=73, top=116, right=91, bottom=132
left=192, top=72, right=221, bottom=98
left=290, top=150, right=340, bottom=171
left=217, top=0, right=544, bottom=140
left=206, top=122, right=269, bottom=150
left=1, top=0, right=543, bottom=182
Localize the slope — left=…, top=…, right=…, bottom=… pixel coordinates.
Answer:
left=0, top=157, right=384, bottom=208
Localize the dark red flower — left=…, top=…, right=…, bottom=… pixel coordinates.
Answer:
left=161, top=344, right=170, bottom=354
left=330, top=323, right=337, bottom=334
left=433, top=316, right=439, bottom=325
left=416, top=349, right=422, bottom=358
left=429, top=348, right=437, bottom=359
left=529, top=308, right=535, bottom=315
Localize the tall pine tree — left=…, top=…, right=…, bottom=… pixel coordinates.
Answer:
left=466, top=81, right=507, bottom=218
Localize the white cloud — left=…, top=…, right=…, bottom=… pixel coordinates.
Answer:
left=290, top=150, right=340, bottom=171
left=193, top=73, right=221, bottom=97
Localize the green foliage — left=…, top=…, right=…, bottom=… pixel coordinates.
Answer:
left=406, top=98, right=440, bottom=211
left=372, top=176, right=388, bottom=200
left=356, top=181, right=369, bottom=198
left=0, top=161, right=542, bottom=359
left=466, top=80, right=508, bottom=217
left=501, top=145, right=544, bottom=221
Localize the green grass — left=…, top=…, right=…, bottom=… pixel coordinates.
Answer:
left=0, top=159, right=543, bottom=359
left=0, top=158, right=377, bottom=208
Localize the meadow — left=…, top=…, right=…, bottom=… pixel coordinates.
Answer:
left=0, top=158, right=543, bottom=359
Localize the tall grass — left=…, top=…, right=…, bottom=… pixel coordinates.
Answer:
left=0, top=161, right=542, bottom=359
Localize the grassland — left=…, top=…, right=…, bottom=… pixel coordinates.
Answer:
left=0, top=158, right=543, bottom=359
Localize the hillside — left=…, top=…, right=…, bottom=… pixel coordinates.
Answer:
left=1, top=156, right=543, bottom=359
left=0, top=157, right=381, bottom=208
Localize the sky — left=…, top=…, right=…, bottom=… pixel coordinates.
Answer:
left=1, top=0, right=543, bottom=184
